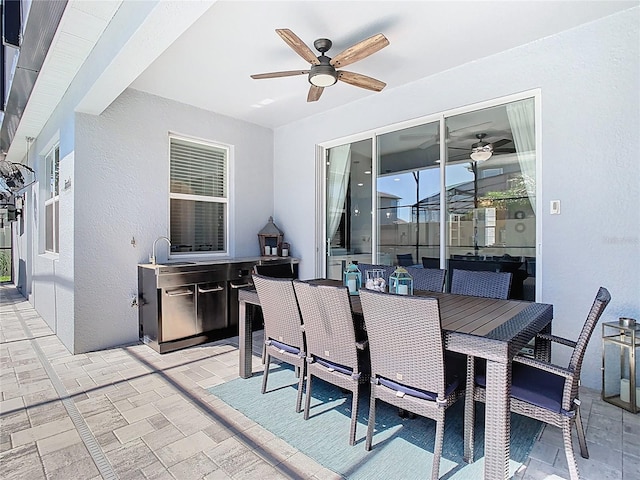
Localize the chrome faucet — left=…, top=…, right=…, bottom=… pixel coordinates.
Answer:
left=150, top=236, right=171, bottom=265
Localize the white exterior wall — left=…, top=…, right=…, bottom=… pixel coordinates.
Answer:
left=17, top=103, right=78, bottom=351
left=72, top=89, right=273, bottom=353
left=273, top=8, right=640, bottom=389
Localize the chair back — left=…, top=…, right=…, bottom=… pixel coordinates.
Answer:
left=568, top=287, right=611, bottom=374
left=396, top=253, right=414, bottom=266
left=421, top=257, right=440, bottom=269
left=359, top=289, right=446, bottom=397
left=252, top=274, right=304, bottom=349
left=450, top=269, right=512, bottom=299
left=293, top=281, right=359, bottom=371
left=406, top=266, right=446, bottom=292
left=254, top=262, right=299, bottom=279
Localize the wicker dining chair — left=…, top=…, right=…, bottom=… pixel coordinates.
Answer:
left=252, top=274, right=306, bottom=413
left=450, top=269, right=512, bottom=299
left=464, top=287, right=611, bottom=480
left=359, top=289, right=466, bottom=480
left=396, top=253, right=415, bottom=266
left=406, top=266, right=446, bottom=292
left=293, top=281, right=369, bottom=446
left=254, top=262, right=299, bottom=279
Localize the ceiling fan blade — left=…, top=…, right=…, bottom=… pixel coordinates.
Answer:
left=251, top=70, right=309, bottom=79
left=276, top=29, right=320, bottom=65
left=491, top=138, right=512, bottom=149
left=338, top=71, right=386, bottom=92
left=330, top=33, right=389, bottom=68
left=448, top=122, right=493, bottom=137
left=307, top=85, right=324, bottom=102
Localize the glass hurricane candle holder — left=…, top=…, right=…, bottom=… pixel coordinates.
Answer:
left=365, top=269, right=387, bottom=292
left=389, top=266, right=413, bottom=295
left=343, top=262, right=362, bottom=295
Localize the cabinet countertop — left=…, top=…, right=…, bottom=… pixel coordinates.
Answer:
left=138, top=256, right=299, bottom=270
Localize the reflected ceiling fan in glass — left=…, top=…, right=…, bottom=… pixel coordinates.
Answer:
left=470, top=133, right=493, bottom=162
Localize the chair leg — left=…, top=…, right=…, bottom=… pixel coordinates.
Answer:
left=562, top=417, right=581, bottom=480
left=463, top=355, right=475, bottom=463
left=574, top=407, right=589, bottom=459
left=431, top=412, right=445, bottom=480
left=349, top=385, right=358, bottom=446
left=365, top=386, right=376, bottom=451
left=261, top=342, right=266, bottom=364
left=261, top=354, right=271, bottom=394
left=303, top=373, right=313, bottom=420
left=295, top=362, right=305, bottom=414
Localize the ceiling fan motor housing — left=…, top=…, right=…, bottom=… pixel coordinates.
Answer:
left=309, top=55, right=338, bottom=87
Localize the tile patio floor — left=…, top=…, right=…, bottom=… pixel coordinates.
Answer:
left=1, top=283, right=638, bottom=479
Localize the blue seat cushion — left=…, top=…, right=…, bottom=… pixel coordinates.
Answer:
left=378, top=376, right=459, bottom=401
left=476, top=361, right=565, bottom=414
left=316, top=358, right=353, bottom=375
left=267, top=339, right=300, bottom=355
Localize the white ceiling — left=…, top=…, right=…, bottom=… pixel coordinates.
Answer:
left=130, top=1, right=636, bottom=130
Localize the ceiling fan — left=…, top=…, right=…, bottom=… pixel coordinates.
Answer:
left=251, top=29, right=389, bottom=102
left=447, top=133, right=516, bottom=162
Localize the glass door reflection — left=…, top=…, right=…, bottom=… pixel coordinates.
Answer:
left=325, top=139, right=373, bottom=280
left=377, top=121, right=441, bottom=268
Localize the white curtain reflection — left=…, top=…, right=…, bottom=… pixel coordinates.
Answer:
left=506, top=98, right=536, bottom=211
left=326, top=144, right=352, bottom=244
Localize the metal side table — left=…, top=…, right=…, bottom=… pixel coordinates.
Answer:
left=602, top=318, right=639, bottom=413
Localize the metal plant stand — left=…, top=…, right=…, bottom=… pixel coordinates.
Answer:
left=602, top=318, right=639, bottom=413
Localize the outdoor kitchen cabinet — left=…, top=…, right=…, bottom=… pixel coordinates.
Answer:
left=137, top=257, right=296, bottom=353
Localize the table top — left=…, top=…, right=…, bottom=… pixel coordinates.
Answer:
left=239, top=279, right=553, bottom=362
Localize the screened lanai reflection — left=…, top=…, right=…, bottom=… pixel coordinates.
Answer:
left=377, top=121, right=440, bottom=267
left=441, top=100, right=536, bottom=262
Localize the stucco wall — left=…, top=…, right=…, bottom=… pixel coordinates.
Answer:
left=273, top=8, right=640, bottom=389
left=73, top=88, right=274, bottom=353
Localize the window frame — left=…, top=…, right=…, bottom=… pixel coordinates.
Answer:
left=168, top=134, right=231, bottom=258
left=44, top=144, right=60, bottom=254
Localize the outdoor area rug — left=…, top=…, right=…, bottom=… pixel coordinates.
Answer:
left=209, top=364, right=543, bottom=479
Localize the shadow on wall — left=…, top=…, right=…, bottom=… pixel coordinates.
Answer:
left=29, top=272, right=75, bottom=291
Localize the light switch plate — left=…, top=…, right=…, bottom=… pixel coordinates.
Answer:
left=550, top=200, right=561, bottom=215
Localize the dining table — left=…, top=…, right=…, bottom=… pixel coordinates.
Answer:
left=237, top=280, right=553, bottom=480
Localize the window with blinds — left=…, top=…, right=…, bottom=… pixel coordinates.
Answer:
left=169, top=137, right=228, bottom=254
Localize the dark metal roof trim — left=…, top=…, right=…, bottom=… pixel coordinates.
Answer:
left=0, top=0, right=68, bottom=152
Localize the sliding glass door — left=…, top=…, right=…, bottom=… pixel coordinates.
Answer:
left=325, top=139, right=373, bottom=280
left=322, top=95, right=537, bottom=298
left=377, top=121, right=441, bottom=267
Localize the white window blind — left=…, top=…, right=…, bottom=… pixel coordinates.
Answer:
left=169, top=137, right=228, bottom=254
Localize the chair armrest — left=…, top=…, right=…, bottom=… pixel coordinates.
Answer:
left=536, top=333, right=577, bottom=349
left=356, top=340, right=368, bottom=350
left=513, top=355, right=574, bottom=379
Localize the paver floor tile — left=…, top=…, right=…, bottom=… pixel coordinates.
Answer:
left=10, top=416, right=75, bottom=447
left=156, top=430, right=217, bottom=467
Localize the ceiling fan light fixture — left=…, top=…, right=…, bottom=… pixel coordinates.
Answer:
left=470, top=133, right=493, bottom=162
left=309, top=68, right=338, bottom=87
left=470, top=145, right=493, bottom=162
